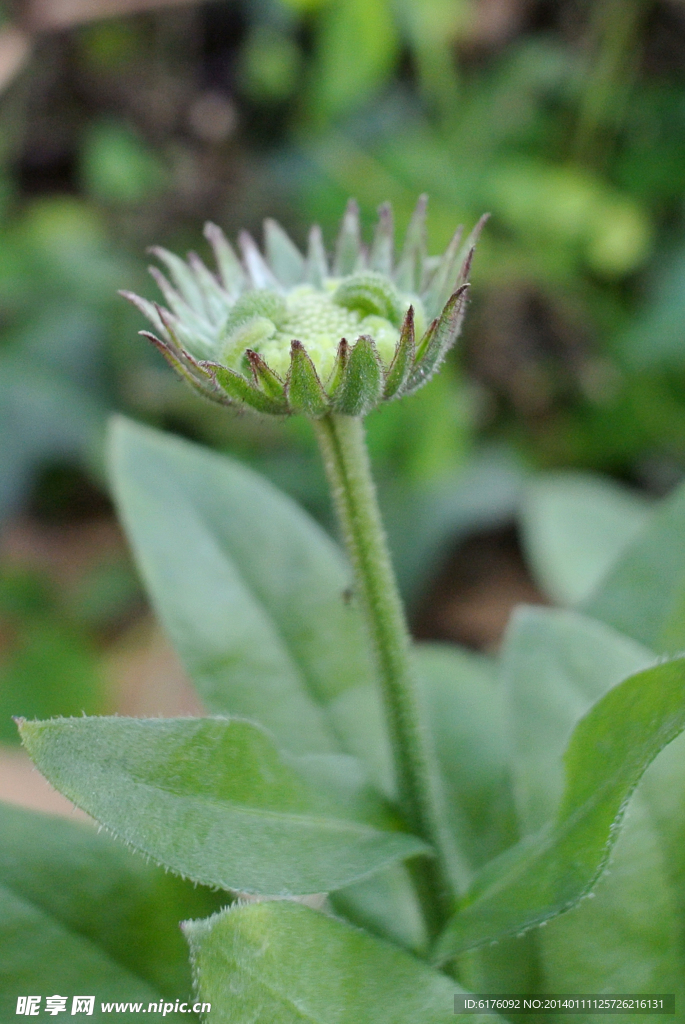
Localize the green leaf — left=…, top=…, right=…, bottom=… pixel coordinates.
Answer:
left=416, top=643, right=518, bottom=883
left=503, top=607, right=684, bottom=999
left=20, top=716, right=428, bottom=895
left=108, top=417, right=384, bottom=773
left=184, top=901, right=492, bottom=1024
left=584, top=478, right=685, bottom=653
left=520, top=472, right=651, bottom=606
left=503, top=607, right=655, bottom=834
left=435, top=654, right=685, bottom=960
left=0, top=801, right=222, bottom=1019
left=331, top=862, right=427, bottom=953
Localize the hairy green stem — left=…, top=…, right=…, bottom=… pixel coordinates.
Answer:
left=313, top=412, right=455, bottom=937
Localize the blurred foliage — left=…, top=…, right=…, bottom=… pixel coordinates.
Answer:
left=0, top=0, right=683, bottom=717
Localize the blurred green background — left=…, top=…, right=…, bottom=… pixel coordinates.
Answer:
left=1, top=0, right=685, bottom=738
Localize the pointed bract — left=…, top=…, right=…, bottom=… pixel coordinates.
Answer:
left=333, top=199, right=363, bottom=276
left=239, top=231, right=281, bottom=291
left=332, top=335, right=384, bottom=417
left=203, top=222, right=246, bottom=296
left=246, top=349, right=287, bottom=403
left=212, top=364, right=288, bottom=415
left=149, top=246, right=206, bottom=314
left=286, top=341, right=329, bottom=417
left=383, top=306, right=416, bottom=399
left=407, top=285, right=469, bottom=394
left=264, top=219, right=306, bottom=288
left=369, top=202, right=394, bottom=276
left=394, top=194, right=428, bottom=294
left=305, top=224, right=328, bottom=288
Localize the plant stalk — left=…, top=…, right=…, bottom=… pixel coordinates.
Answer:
left=313, top=412, right=455, bottom=938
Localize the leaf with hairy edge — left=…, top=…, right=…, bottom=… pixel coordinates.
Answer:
left=0, top=802, right=223, bottom=1019
left=584, top=478, right=685, bottom=653
left=108, top=418, right=386, bottom=776
left=503, top=606, right=684, bottom=1001
left=184, top=901, right=496, bottom=1024
left=434, top=656, right=685, bottom=960
left=20, top=716, right=428, bottom=896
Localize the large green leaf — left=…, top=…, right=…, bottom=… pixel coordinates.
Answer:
left=184, top=901, right=491, bottom=1024
left=20, top=716, right=427, bottom=895
left=0, top=801, right=223, bottom=1020
left=434, top=655, right=685, bottom=960
left=585, top=478, right=685, bottom=653
left=520, top=472, right=650, bottom=606
left=502, top=607, right=655, bottom=833
left=502, top=607, right=684, bottom=1004
left=108, top=418, right=387, bottom=780
left=416, top=643, right=518, bottom=881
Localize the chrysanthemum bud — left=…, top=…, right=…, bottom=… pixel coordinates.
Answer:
left=122, top=197, right=486, bottom=418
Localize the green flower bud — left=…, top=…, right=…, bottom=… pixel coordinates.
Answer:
left=122, top=197, right=486, bottom=418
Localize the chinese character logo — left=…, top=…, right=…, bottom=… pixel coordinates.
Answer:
left=71, top=997, right=94, bottom=1016
left=45, top=995, right=68, bottom=1015
left=16, top=996, right=41, bottom=1015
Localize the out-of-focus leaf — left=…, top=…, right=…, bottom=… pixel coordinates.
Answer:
left=0, top=365, right=104, bottom=519
left=184, top=901, right=492, bottom=1024
left=309, top=0, right=400, bottom=121
left=80, top=120, right=167, bottom=205
left=435, top=655, right=685, bottom=959
left=520, top=472, right=651, bottom=606
left=0, top=801, right=223, bottom=1019
left=238, top=27, right=302, bottom=103
left=20, top=716, right=427, bottom=895
left=0, top=621, right=106, bottom=743
left=584, top=479, right=685, bottom=653
left=416, top=643, right=518, bottom=881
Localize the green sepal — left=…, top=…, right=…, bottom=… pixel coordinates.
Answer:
left=331, top=335, right=384, bottom=417
left=245, top=349, right=287, bottom=402
left=333, top=272, right=404, bottom=327
left=369, top=202, right=394, bottom=276
left=212, top=364, right=289, bottom=415
left=286, top=341, right=329, bottom=417
left=325, top=338, right=350, bottom=395
left=334, top=198, right=363, bottom=276
left=305, top=224, right=328, bottom=288
left=141, top=332, right=230, bottom=406
left=265, top=218, right=306, bottom=288
left=407, top=285, right=469, bottom=394
left=203, top=222, right=246, bottom=297
left=383, top=306, right=416, bottom=399
left=394, top=194, right=428, bottom=294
